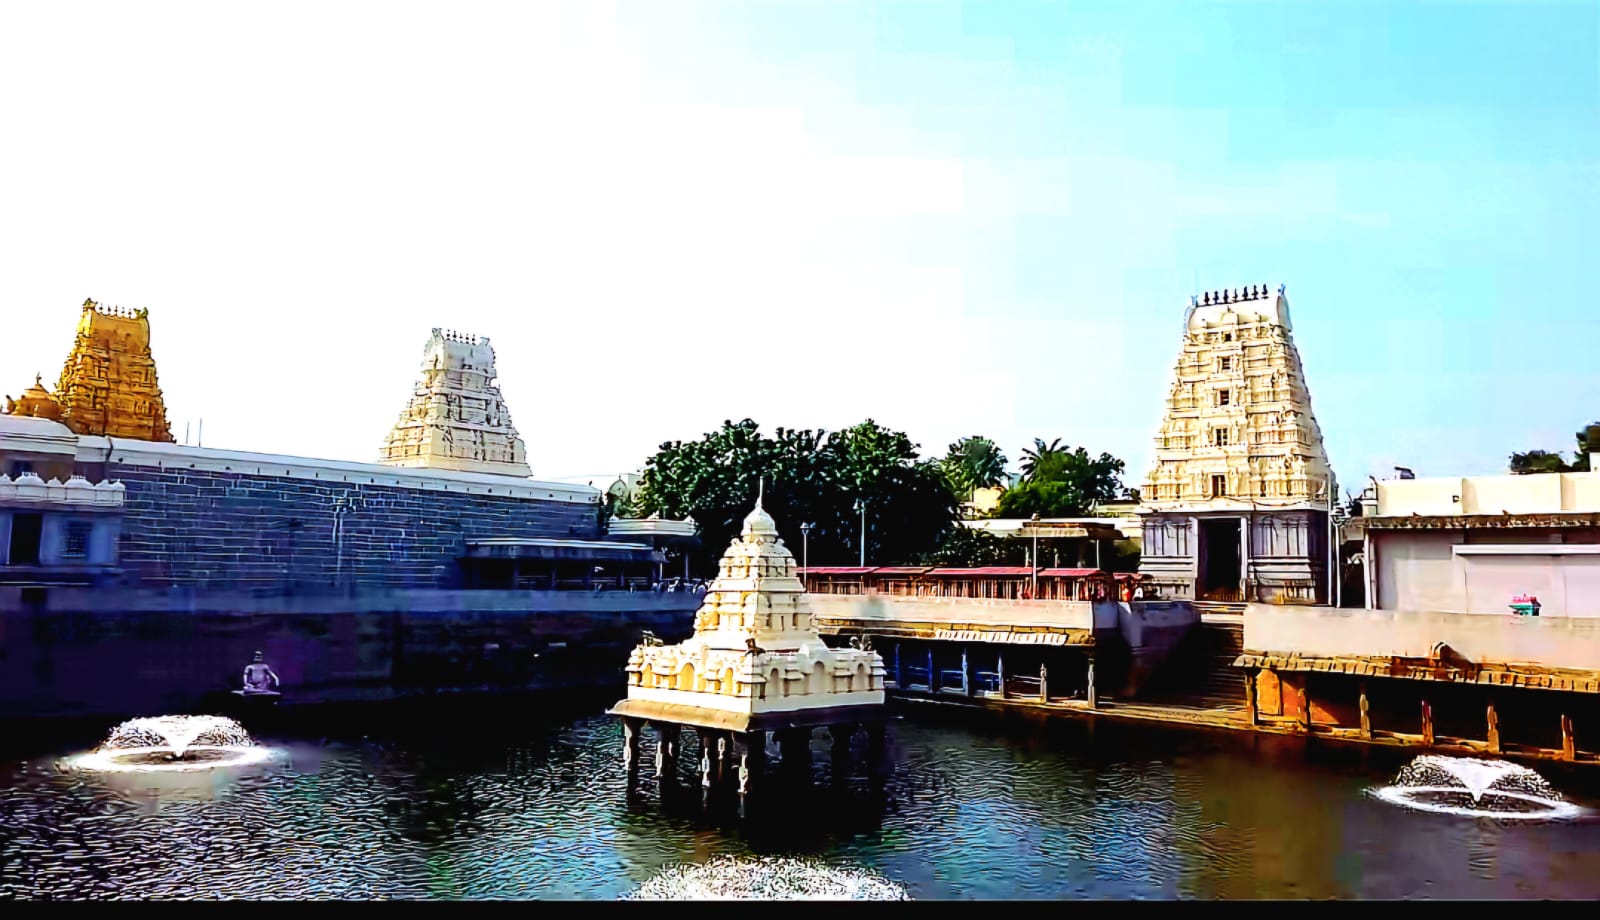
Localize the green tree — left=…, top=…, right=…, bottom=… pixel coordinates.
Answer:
left=1509, top=449, right=1572, bottom=475
left=1020, top=437, right=1066, bottom=480
left=939, top=435, right=1009, bottom=504
left=633, top=418, right=960, bottom=575
left=1510, top=421, right=1597, bottom=474
left=996, top=442, right=1127, bottom=519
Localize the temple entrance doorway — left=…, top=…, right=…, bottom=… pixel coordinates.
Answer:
left=1197, top=518, right=1242, bottom=601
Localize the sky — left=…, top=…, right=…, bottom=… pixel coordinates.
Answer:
left=1, top=0, right=1595, bottom=496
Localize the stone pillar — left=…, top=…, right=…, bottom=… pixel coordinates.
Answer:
left=961, top=647, right=971, bottom=696
left=894, top=643, right=903, bottom=689
left=1085, top=655, right=1097, bottom=709
left=997, top=653, right=1007, bottom=700
left=1420, top=701, right=1434, bottom=747
left=927, top=648, right=936, bottom=692
left=1562, top=714, right=1576, bottom=761
left=829, top=724, right=853, bottom=782
left=716, top=735, right=729, bottom=783
left=1363, top=527, right=1376, bottom=611
left=732, top=731, right=765, bottom=797
left=1189, top=514, right=1201, bottom=600
left=1298, top=679, right=1312, bottom=734
left=1039, top=663, right=1049, bottom=703
left=1244, top=671, right=1258, bottom=726
left=656, top=723, right=681, bottom=781
left=622, top=718, right=643, bottom=775
left=1486, top=698, right=1500, bottom=755
left=1358, top=683, right=1372, bottom=740
left=1239, top=515, right=1251, bottom=601
left=696, top=729, right=717, bottom=789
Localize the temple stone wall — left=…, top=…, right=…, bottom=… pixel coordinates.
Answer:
left=96, top=464, right=601, bottom=592
left=0, top=591, right=701, bottom=722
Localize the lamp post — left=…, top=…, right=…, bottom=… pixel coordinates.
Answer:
left=1030, top=513, right=1040, bottom=599
left=854, top=499, right=866, bottom=567
left=1328, top=483, right=1340, bottom=608
left=800, top=522, right=814, bottom=588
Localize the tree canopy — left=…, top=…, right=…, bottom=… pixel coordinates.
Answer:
left=1510, top=422, right=1596, bottom=474
left=633, top=419, right=960, bottom=575
left=939, top=435, right=1008, bottom=503
left=996, top=439, right=1127, bottom=518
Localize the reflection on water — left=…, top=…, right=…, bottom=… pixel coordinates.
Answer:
left=2, top=706, right=1599, bottom=899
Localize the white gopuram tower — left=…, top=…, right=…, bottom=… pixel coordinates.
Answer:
left=1138, top=284, right=1337, bottom=604
left=610, top=485, right=887, bottom=795
left=378, top=328, right=532, bottom=478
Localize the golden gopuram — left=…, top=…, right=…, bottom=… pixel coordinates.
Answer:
left=1, top=298, right=175, bottom=442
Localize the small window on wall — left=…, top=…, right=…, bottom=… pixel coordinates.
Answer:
left=1213, top=428, right=1230, bottom=447
left=1211, top=475, right=1228, bottom=498
left=64, top=521, right=92, bottom=559
left=1220, top=356, right=1232, bottom=371
left=1218, top=389, right=1231, bottom=406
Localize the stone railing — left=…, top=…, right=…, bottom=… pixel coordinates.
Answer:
left=0, top=473, right=125, bottom=507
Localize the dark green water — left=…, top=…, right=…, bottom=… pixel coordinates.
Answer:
left=2, top=703, right=1598, bottom=899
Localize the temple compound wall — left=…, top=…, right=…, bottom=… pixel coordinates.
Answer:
left=1138, top=284, right=1336, bottom=604
left=76, top=438, right=602, bottom=592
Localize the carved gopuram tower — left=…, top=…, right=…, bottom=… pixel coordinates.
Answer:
left=1138, top=285, right=1336, bottom=604
left=39, top=299, right=176, bottom=441
left=378, top=328, right=532, bottom=478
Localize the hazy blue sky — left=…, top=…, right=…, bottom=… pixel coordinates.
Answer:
left=1, top=1, right=1595, bottom=495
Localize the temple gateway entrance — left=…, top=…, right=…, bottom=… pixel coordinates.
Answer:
left=1197, top=518, right=1242, bottom=601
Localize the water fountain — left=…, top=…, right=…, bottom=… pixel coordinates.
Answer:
left=69, top=715, right=276, bottom=773
left=1371, top=754, right=1584, bottom=820
left=626, top=855, right=910, bottom=900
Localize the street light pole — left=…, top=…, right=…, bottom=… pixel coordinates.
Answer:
left=855, top=499, right=866, bottom=567
left=1030, top=513, right=1040, bottom=599
left=800, top=522, right=813, bottom=588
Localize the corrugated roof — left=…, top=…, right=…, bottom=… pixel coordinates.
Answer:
left=796, top=566, right=877, bottom=575
left=1038, top=568, right=1104, bottom=578
left=924, top=567, right=1035, bottom=577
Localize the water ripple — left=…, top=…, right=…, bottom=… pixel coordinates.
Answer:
left=2, top=712, right=1599, bottom=899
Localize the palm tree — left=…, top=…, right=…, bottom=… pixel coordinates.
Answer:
left=941, top=436, right=1009, bottom=503
left=1020, top=437, right=1066, bottom=481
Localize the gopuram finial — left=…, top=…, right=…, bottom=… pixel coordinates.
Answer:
left=757, top=476, right=765, bottom=508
